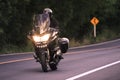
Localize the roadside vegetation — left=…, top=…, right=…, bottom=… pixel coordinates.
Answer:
left=0, top=0, right=120, bottom=54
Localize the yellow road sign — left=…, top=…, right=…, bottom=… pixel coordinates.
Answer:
left=90, top=17, right=99, bottom=25
left=90, top=17, right=99, bottom=38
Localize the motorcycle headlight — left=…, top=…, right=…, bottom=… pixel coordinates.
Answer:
left=32, top=34, right=50, bottom=42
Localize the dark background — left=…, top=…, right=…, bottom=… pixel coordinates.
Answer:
left=0, top=0, right=120, bottom=53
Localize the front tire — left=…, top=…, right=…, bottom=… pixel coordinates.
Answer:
left=40, top=53, right=48, bottom=72
left=49, top=54, right=61, bottom=71
left=49, top=62, right=57, bottom=70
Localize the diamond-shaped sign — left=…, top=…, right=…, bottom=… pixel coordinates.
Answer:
left=90, top=17, right=99, bottom=25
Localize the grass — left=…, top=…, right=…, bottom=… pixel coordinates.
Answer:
left=69, top=29, right=120, bottom=47
left=69, top=38, right=81, bottom=47
left=0, top=42, right=34, bottom=54
left=0, top=29, right=119, bottom=54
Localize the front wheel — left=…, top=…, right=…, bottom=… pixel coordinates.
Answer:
left=40, top=53, right=48, bottom=72
left=49, top=54, right=61, bottom=71
left=49, top=62, right=57, bottom=70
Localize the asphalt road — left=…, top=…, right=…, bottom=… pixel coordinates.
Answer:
left=0, top=39, right=120, bottom=80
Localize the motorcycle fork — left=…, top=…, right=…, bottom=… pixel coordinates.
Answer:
left=35, top=48, right=50, bottom=62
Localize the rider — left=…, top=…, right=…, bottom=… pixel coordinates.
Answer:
left=43, top=8, right=59, bottom=29
left=43, top=8, right=63, bottom=61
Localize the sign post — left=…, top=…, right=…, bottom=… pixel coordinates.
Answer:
left=94, top=24, right=96, bottom=37
left=90, top=17, right=99, bottom=38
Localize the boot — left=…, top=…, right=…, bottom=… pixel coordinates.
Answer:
left=33, top=53, right=39, bottom=62
left=56, top=49, right=64, bottom=59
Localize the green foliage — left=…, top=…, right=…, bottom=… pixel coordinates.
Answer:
left=0, top=28, right=3, bottom=33
left=0, top=0, right=120, bottom=53
left=0, top=41, right=34, bottom=54
left=69, top=38, right=81, bottom=47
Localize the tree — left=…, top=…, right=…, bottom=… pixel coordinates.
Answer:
left=0, top=0, right=119, bottom=51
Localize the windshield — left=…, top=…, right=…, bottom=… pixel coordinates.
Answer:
left=33, top=14, right=50, bottom=34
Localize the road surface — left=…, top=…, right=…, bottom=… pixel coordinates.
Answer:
left=0, top=39, right=120, bottom=80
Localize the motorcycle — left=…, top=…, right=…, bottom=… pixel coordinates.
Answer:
left=28, top=14, right=69, bottom=72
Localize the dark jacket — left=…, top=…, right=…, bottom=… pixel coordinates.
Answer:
left=50, top=16, right=59, bottom=29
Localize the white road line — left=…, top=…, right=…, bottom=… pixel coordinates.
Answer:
left=66, top=60, right=120, bottom=80
left=67, top=45, right=120, bottom=55
left=0, top=58, right=33, bottom=65
left=0, top=45, right=119, bottom=65
left=71, top=38, right=120, bottom=49
left=0, top=52, right=33, bottom=57
left=0, top=38, right=120, bottom=57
